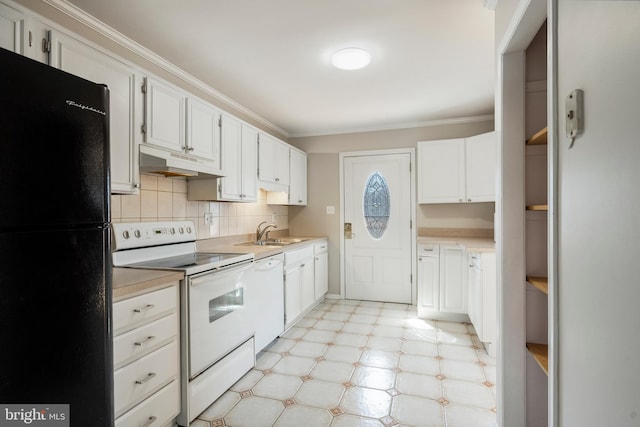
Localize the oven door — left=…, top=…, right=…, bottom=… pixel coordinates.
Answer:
left=187, top=261, right=253, bottom=379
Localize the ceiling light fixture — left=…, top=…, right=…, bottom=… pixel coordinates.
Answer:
left=331, top=48, right=371, bottom=70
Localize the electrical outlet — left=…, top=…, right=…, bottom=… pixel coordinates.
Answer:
left=326, top=206, right=335, bottom=215
left=204, top=213, right=214, bottom=225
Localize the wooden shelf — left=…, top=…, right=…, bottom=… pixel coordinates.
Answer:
left=526, top=343, right=549, bottom=375
left=527, top=276, right=548, bottom=294
left=526, top=127, right=548, bottom=145
left=526, top=204, right=548, bottom=211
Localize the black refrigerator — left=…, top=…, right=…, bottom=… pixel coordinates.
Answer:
left=0, top=48, right=114, bottom=426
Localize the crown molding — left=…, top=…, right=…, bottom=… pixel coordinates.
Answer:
left=289, top=114, right=495, bottom=138
left=40, top=0, right=290, bottom=138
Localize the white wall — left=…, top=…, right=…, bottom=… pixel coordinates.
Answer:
left=556, top=2, right=640, bottom=425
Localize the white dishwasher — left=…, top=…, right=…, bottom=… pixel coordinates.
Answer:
left=245, top=254, right=285, bottom=354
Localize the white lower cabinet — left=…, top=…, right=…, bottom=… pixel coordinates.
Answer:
left=284, top=245, right=315, bottom=329
left=113, top=283, right=180, bottom=426
left=417, top=244, right=467, bottom=320
left=417, top=245, right=439, bottom=314
left=314, top=240, right=328, bottom=300
left=439, top=245, right=467, bottom=314
left=468, top=252, right=497, bottom=349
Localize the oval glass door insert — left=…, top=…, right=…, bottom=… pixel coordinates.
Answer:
left=363, top=171, right=390, bottom=239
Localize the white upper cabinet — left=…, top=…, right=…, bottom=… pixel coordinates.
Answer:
left=186, top=97, right=222, bottom=171
left=258, top=133, right=290, bottom=186
left=189, top=118, right=257, bottom=202
left=0, top=3, right=23, bottom=54
left=289, top=148, right=307, bottom=205
left=0, top=5, right=47, bottom=62
left=50, top=31, right=141, bottom=194
left=417, top=131, right=496, bottom=203
left=143, top=76, right=185, bottom=153
left=465, top=131, right=497, bottom=202
left=218, top=114, right=244, bottom=200
left=417, top=138, right=466, bottom=203
left=238, top=124, right=258, bottom=202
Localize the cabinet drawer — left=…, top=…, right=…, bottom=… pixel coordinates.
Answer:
left=417, top=244, right=439, bottom=256
left=314, top=241, right=328, bottom=254
left=115, top=380, right=179, bottom=427
left=113, top=313, right=178, bottom=370
left=114, top=341, right=178, bottom=417
left=113, top=286, right=177, bottom=334
left=285, top=246, right=314, bottom=266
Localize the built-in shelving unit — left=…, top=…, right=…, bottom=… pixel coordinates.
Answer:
left=527, top=276, right=549, bottom=295
left=526, top=342, right=549, bottom=375
left=526, top=204, right=549, bottom=211
left=524, top=21, right=549, bottom=426
left=526, top=127, right=548, bottom=145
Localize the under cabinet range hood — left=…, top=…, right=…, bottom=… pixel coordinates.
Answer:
left=139, top=144, right=222, bottom=177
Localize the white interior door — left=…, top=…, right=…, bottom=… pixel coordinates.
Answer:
left=343, top=152, right=413, bottom=303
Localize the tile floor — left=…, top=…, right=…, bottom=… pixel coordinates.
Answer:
left=192, top=299, right=497, bottom=427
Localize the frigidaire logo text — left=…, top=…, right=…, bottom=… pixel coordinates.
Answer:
left=2, top=406, right=67, bottom=425
left=65, top=99, right=106, bottom=116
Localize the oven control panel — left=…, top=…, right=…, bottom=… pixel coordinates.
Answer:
left=112, top=221, right=197, bottom=250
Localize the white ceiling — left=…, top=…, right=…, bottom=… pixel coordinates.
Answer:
left=65, top=0, right=495, bottom=137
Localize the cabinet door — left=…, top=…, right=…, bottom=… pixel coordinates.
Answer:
left=258, top=132, right=276, bottom=183
left=467, top=253, right=481, bottom=332
left=274, top=139, right=290, bottom=185
left=144, top=77, right=185, bottom=152
left=314, top=251, right=328, bottom=300
left=218, top=114, right=243, bottom=201
left=258, top=133, right=289, bottom=185
left=300, top=257, right=315, bottom=311
left=284, top=265, right=303, bottom=328
left=186, top=97, right=221, bottom=169
left=240, top=124, right=258, bottom=202
left=417, top=139, right=465, bottom=203
left=289, top=149, right=307, bottom=205
left=465, top=131, right=496, bottom=202
left=418, top=255, right=439, bottom=312
left=50, top=32, right=140, bottom=194
left=439, top=246, right=467, bottom=314
left=0, top=4, right=23, bottom=54
left=480, top=252, right=497, bottom=343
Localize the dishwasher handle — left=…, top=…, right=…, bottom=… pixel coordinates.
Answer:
left=256, top=258, right=283, bottom=271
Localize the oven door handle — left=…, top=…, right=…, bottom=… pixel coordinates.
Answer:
left=189, top=262, right=252, bottom=296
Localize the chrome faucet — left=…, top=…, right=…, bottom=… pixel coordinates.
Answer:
left=256, top=221, right=277, bottom=241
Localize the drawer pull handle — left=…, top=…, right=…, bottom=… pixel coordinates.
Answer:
left=133, top=304, right=155, bottom=313
left=134, top=336, right=155, bottom=346
left=138, top=415, right=157, bottom=427
left=135, top=372, right=157, bottom=385
left=423, top=248, right=434, bottom=252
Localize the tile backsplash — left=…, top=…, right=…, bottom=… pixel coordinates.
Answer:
left=111, top=174, right=288, bottom=240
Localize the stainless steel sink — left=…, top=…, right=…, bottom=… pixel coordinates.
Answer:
left=235, top=238, right=309, bottom=247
